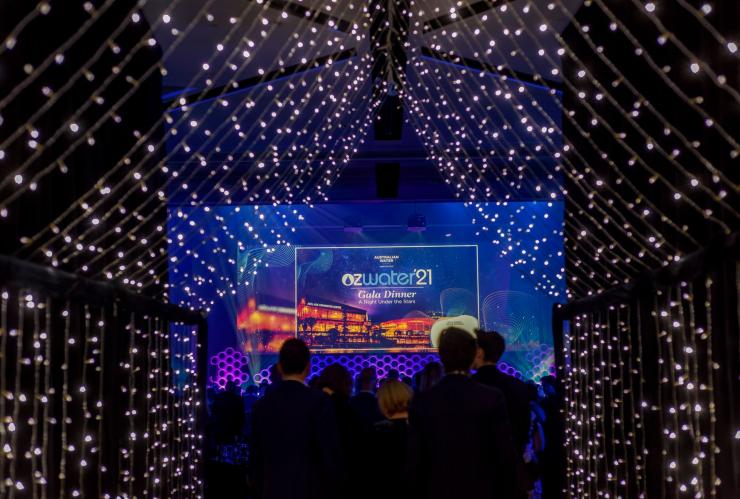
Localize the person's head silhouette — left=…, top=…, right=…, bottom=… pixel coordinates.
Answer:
left=278, top=338, right=311, bottom=382
left=437, top=327, right=477, bottom=374
left=473, top=330, right=506, bottom=369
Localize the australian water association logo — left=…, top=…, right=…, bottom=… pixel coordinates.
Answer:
left=373, top=254, right=399, bottom=264
left=341, top=269, right=432, bottom=287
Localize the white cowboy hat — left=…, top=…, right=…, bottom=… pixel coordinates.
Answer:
left=430, top=315, right=479, bottom=348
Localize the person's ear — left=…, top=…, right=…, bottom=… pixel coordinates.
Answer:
left=473, top=347, right=484, bottom=369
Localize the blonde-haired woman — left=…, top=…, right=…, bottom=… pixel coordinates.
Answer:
left=370, top=379, right=414, bottom=499
left=377, top=378, right=413, bottom=420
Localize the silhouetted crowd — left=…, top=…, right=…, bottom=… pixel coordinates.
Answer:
left=206, top=328, right=564, bottom=499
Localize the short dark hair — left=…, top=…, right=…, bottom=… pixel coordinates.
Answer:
left=357, top=366, right=377, bottom=391
left=417, top=361, right=443, bottom=391
left=278, top=338, right=311, bottom=375
left=318, top=363, right=353, bottom=398
left=476, top=330, right=506, bottom=363
left=438, top=327, right=477, bottom=372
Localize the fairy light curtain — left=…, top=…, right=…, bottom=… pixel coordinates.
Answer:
left=551, top=2, right=739, bottom=497
left=0, top=255, right=206, bottom=497
left=0, top=0, right=738, bottom=497
left=0, top=0, right=167, bottom=295
left=553, top=234, right=738, bottom=497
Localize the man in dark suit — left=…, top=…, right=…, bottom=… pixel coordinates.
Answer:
left=473, top=331, right=534, bottom=498
left=472, top=331, right=534, bottom=458
left=408, top=328, right=519, bottom=499
left=349, top=366, right=383, bottom=429
left=250, top=339, right=342, bottom=499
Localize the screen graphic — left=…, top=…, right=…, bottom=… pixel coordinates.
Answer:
left=294, top=245, right=479, bottom=353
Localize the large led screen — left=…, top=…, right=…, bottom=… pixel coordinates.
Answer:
left=295, top=245, right=479, bottom=353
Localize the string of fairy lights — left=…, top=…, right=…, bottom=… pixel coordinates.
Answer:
left=154, top=90, right=380, bottom=298
left=1, top=0, right=737, bottom=497
left=402, top=2, right=736, bottom=296
left=5, top=3, right=308, bottom=231
left=410, top=32, right=664, bottom=292
left=56, top=47, right=367, bottom=277
left=0, top=0, right=732, bottom=302
left=86, top=4, right=376, bottom=306
left=9, top=0, right=371, bottom=304
left=416, top=2, right=728, bottom=240
left=405, top=47, right=682, bottom=268
left=422, top=0, right=736, bottom=227
left=401, top=64, right=626, bottom=293
left=401, top=66, right=638, bottom=297
left=553, top=4, right=738, bottom=218
left=0, top=289, right=202, bottom=496
left=560, top=275, right=722, bottom=496
left=401, top=88, right=573, bottom=295
left=0, top=0, right=212, bottom=202
left=163, top=85, right=382, bottom=312
left=138, top=52, right=379, bottom=300
left=103, top=54, right=375, bottom=280
left=7, top=0, right=331, bottom=240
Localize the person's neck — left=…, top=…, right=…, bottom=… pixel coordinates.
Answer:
left=282, top=375, right=305, bottom=384
left=479, top=361, right=497, bottom=368
left=446, top=370, right=469, bottom=376
left=388, top=412, right=408, bottom=420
